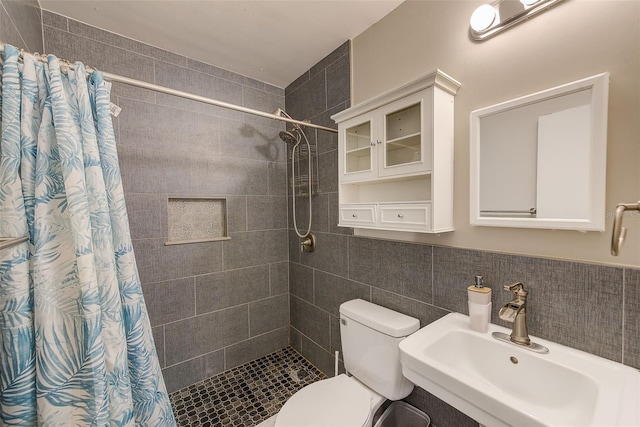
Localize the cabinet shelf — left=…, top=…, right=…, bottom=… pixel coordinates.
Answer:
left=386, top=132, right=421, bottom=147
left=346, top=131, right=370, bottom=138
left=346, top=146, right=371, bottom=155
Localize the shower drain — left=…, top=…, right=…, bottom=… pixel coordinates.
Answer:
left=289, top=368, right=309, bottom=383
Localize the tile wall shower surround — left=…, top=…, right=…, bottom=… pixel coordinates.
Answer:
left=169, top=347, right=325, bottom=427
left=42, top=10, right=290, bottom=392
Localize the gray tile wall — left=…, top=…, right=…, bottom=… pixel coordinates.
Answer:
left=285, top=41, right=640, bottom=427
left=0, top=0, right=42, bottom=53
left=42, top=11, right=290, bottom=393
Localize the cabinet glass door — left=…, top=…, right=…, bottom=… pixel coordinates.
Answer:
left=345, top=120, right=372, bottom=175
left=384, top=103, right=422, bottom=167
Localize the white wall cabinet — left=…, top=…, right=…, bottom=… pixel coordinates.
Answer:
left=332, top=70, right=460, bottom=234
left=341, top=91, right=431, bottom=182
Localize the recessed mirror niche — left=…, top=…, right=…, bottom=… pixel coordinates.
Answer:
left=470, top=73, right=609, bottom=231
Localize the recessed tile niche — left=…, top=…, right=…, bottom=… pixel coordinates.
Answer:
left=166, top=197, right=229, bottom=245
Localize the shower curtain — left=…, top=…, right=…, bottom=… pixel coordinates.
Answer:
left=0, top=44, right=175, bottom=426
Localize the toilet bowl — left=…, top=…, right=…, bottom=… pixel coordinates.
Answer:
left=275, top=374, right=384, bottom=427
left=274, top=299, right=420, bottom=427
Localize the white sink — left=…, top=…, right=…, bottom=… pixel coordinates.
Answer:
left=399, top=313, right=640, bottom=427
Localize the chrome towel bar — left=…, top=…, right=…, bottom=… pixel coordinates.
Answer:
left=480, top=208, right=537, bottom=216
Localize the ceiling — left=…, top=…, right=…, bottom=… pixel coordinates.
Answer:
left=39, top=0, right=404, bottom=88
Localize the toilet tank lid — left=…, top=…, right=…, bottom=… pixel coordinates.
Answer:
left=339, top=299, right=420, bottom=337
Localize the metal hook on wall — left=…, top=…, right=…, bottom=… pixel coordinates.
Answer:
left=611, top=201, right=640, bottom=256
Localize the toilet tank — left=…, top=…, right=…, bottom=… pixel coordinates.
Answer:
left=339, top=299, right=420, bottom=401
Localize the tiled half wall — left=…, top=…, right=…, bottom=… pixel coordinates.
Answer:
left=288, top=238, right=640, bottom=426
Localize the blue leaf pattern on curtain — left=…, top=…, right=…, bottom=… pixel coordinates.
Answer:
left=0, top=44, right=175, bottom=426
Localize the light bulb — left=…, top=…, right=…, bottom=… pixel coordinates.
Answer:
left=470, top=4, right=496, bottom=33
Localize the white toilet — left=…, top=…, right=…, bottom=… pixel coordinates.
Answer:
left=275, top=299, right=420, bottom=427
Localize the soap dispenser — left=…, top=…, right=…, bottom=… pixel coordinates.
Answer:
left=468, top=275, right=491, bottom=333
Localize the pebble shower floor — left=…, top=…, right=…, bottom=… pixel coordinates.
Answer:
left=169, top=347, right=327, bottom=426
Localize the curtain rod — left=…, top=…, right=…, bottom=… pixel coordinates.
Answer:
left=0, top=42, right=338, bottom=134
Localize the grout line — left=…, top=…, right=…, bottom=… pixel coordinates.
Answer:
left=290, top=293, right=335, bottom=319
left=247, top=302, right=251, bottom=337
left=346, top=235, right=350, bottom=279
left=115, top=96, right=122, bottom=142
left=39, top=5, right=45, bottom=54
left=289, top=247, right=443, bottom=313
left=294, top=327, right=334, bottom=361
left=163, top=326, right=288, bottom=371
left=192, top=277, right=197, bottom=317
left=324, top=68, right=328, bottom=111
left=287, top=291, right=291, bottom=324
left=621, top=268, right=626, bottom=364
left=220, top=236, right=226, bottom=271
left=431, top=245, right=435, bottom=305
left=311, top=268, right=316, bottom=305
left=288, top=49, right=348, bottom=98
left=158, top=298, right=266, bottom=328
left=139, top=261, right=276, bottom=285
left=161, top=325, right=166, bottom=368
left=327, top=313, right=333, bottom=361
left=244, top=196, right=248, bottom=232
left=223, top=346, right=227, bottom=371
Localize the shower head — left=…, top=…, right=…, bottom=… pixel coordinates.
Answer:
left=279, top=130, right=300, bottom=145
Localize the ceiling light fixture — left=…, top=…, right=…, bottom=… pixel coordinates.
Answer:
left=469, top=0, right=566, bottom=41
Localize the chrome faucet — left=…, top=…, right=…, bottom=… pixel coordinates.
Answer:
left=498, top=282, right=530, bottom=345
left=494, top=282, right=549, bottom=353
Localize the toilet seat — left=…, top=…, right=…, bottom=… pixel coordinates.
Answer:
left=275, top=374, right=380, bottom=427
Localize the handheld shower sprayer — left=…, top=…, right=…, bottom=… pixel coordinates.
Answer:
left=274, top=108, right=316, bottom=252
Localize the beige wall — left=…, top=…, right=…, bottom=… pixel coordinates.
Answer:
left=352, top=0, right=640, bottom=267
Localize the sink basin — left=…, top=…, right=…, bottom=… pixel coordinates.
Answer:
left=399, top=313, right=640, bottom=427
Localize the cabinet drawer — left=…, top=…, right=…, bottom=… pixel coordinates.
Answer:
left=379, top=203, right=431, bottom=231
left=339, top=204, right=376, bottom=226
